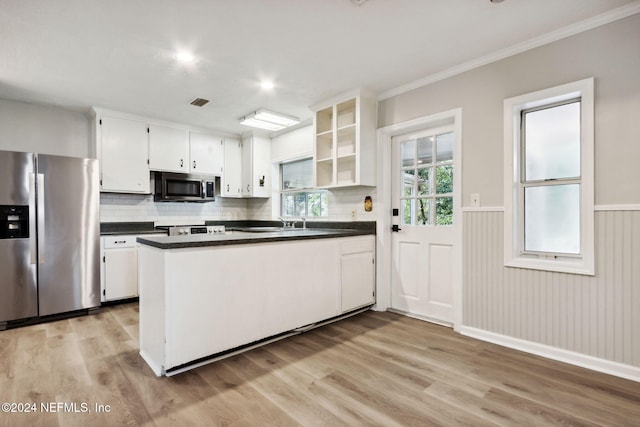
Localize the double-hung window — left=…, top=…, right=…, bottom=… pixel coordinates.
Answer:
left=504, top=78, right=594, bottom=275
left=280, top=158, right=328, bottom=217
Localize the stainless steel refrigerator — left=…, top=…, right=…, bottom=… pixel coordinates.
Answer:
left=0, top=150, right=100, bottom=329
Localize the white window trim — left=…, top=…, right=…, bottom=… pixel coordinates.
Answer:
left=503, top=78, right=594, bottom=275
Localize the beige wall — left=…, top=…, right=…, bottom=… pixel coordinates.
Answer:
left=377, top=14, right=640, bottom=374
left=378, top=13, right=640, bottom=207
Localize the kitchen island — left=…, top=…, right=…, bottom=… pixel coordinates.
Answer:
left=137, top=225, right=376, bottom=376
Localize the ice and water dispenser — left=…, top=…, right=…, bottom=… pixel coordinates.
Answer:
left=0, top=205, right=29, bottom=239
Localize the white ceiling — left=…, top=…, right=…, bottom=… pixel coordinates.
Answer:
left=0, top=0, right=637, bottom=135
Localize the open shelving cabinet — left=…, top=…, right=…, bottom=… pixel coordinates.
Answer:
left=312, top=91, right=376, bottom=188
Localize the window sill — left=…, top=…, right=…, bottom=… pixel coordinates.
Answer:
left=505, top=256, right=594, bottom=276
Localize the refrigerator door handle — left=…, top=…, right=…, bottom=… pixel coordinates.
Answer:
left=37, top=173, right=45, bottom=264
left=29, top=173, right=37, bottom=264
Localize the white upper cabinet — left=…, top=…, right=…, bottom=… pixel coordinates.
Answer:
left=312, top=90, right=376, bottom=188
left=241, top=135, right=271, bottom=198
left=221, top=135, right=271, bottom=198
left=148, top=124, right=189, bottom=173
left=98, top=115, right=150, bottom=194
left=222, top=137, right=242, bottom=197
left=189, top=132, right=224, bottom=175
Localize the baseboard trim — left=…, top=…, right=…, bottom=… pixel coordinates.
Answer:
left=388, top=308, right=453, bottom=328
left=459, top=326, right=640, bottom=383
left=461, top=206, right=504, bottom=212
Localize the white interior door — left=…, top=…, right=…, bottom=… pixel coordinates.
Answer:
left=390, top=126, right=458, bottom=325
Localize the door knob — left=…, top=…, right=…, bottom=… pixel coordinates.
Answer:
left=391, top=225, right=402, bottom=232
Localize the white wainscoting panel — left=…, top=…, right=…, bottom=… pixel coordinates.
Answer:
left=463, top=209, right=640, bottom=376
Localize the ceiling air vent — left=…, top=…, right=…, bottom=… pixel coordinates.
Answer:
left=190, top=98, right=210, bottom=107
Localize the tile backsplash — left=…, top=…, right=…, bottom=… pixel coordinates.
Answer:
left=101, top=186, right=378, bottom=224
left=100, top=193, right=247, bottom=225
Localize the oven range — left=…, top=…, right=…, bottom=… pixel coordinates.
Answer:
left=156, top=225, right=226, bottom=237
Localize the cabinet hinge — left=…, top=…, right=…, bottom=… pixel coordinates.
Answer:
left=147, top=127, right=150, bottom=133
left=147, top=159, right=150, bottom=165
left=103, top=256, right=105, bottom=262
left=100, top=179, right=102, bottom=186
left=99, top=119, right=102, bottom=125
left=103, top=289, right=106, bottom=296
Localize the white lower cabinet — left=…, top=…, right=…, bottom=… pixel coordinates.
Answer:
left=100, top=233, right=166, bottom=302
left=138, top=235, right=376, bottom=376
left=340, top=236, right=375, bottom=313
left=101, top=235, right=138, bottom=301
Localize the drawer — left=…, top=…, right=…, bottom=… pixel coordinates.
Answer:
left=340, top=236, right=375, bottom=255
left=103, top=235, right=137, bottom=249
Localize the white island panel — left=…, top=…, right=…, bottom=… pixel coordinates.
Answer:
left=139, top=236, right=370, bottom=374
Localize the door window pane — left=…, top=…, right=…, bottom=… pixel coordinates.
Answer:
left=401, top=140, right=415, bottom=167
left=435, top=165, right=453, bottom=194
left=417, top=168, right=430, bottom=196
left=436, top=197, right=453, bottom=225
left=402, top=199, right=413, bottom=225
left=436, top=132, right=454, bottom=162
left=524, top=184, right=580, bottom=254
left=417, top=136, right=434, bottom=165
left=417, top=198, right=431, bottom=225
left=524, top=101, right=580, bottom=181
left=402, top=170, right=415, bottom=196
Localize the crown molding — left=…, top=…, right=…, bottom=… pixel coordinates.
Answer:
left=378, top=1, right=640, bottom=101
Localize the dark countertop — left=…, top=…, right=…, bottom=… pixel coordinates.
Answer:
left=100, top=222, right=164, bottom=236
left=137, top=227, right=375, bottom=250
left=102, top=220, right=375, bottom=236
left=206, top=220, right=376, bottom=232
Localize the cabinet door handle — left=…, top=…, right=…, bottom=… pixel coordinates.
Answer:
left=246, top=184, right=250, bottom=193
left=193, top=160, right=196, bottom=169
left=227, top=184, right=230, bottom=192
left=180, top=159, right=184, bottom=168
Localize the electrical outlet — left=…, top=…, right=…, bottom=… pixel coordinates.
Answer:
left=470, top=193, right=480, bottom=207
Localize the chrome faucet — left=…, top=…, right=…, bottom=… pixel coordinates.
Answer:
left=279, top=217, right=295, bottom=228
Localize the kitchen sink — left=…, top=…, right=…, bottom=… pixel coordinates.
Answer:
left=229, top=226, right=308, bottom=233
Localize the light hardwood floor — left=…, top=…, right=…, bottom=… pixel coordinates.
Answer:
left=0, top=303, right=638, bottom=426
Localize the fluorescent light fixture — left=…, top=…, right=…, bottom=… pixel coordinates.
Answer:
left=239, top=109, right=300, bottom=131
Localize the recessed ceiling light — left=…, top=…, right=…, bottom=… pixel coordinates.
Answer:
left=260, top=81, right=275, bottom=90
left=175, top=51, right=196, bottom=64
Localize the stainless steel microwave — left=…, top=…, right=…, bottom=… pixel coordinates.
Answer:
left=154, top=172, right=216, bottom=202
